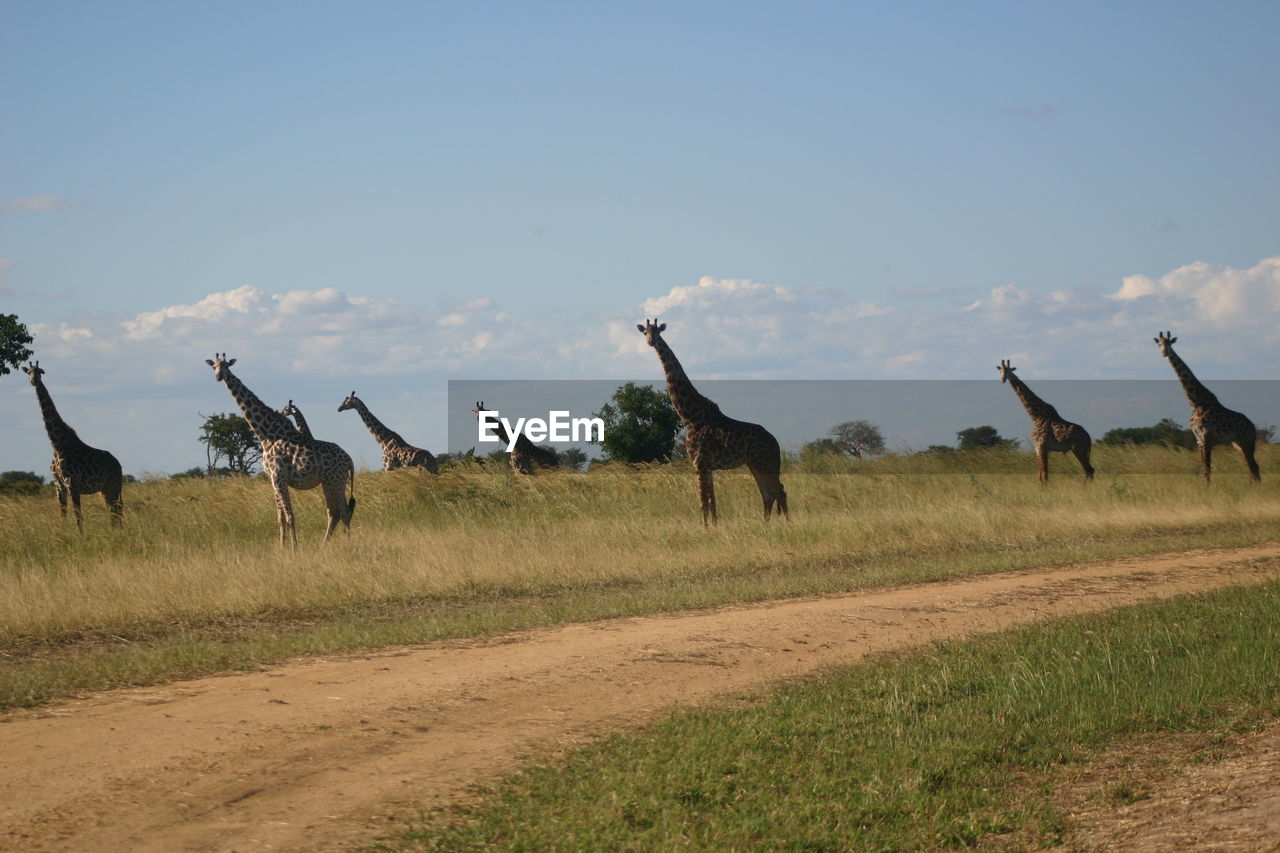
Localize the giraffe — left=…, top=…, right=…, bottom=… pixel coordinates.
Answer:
left=206, top=355, right=356, bottom=545
left=280, top=400, right=313, bottom=440
left=470, top=402, right=561, bottom=475
left=998, top=359, right=1095, bottom=484
left=337, top=393, right=437, bottom=473
left=638, top=319, right=787, bottom=525
left=25, top=361, right=123, bottom=532
left=1154, top=332, right=1260, bottom=483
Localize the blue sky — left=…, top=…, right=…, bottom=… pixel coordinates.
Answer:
left=3, top=1, right=1278, bottom=475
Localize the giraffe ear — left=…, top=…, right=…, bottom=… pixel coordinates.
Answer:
left=205, top=359, right=215, bottom=367
left=227, top=358, right=236, bottom=366
left=636, top=324, right=645, bottom=333
left=657, top=323, right=666, bottom=333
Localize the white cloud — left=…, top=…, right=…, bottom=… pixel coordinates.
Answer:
left=1110, top=258, right=1280, bottom=328
left=0, top=194, right=73, bottom=215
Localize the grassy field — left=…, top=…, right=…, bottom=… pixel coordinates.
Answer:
left=384, top=579, right=1280, bottom=851
left=1, top=444, right=1277, bottom=709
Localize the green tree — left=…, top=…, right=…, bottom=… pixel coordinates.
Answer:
left=198, top=412, right=261, bottom=475
left=593, top=382, right=683, bottom=463
left=800, top=437, right=843, bottom=462
left=829, top=420, right=886, bottom=457
left=1099, top=418, right=1196, bottom=450
left=956, top=425, right=1019, bottom=451
left=0, top=313, right=35, bottom=377
left=0, top=470, right=45, bottom=495
left=559, top=447, right=589, bottom=471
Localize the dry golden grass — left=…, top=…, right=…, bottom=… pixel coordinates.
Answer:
left=2, top=444, right=1276, bottom=650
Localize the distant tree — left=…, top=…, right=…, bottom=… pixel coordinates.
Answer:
left=593, top=382, right=683, bottom=463
left=0, top=470, right=45, bottom=496
left=800, top=437, right=844, bottom=462
left=198, top=412, right=261, bottom=475
left=1258, top=424, right=1276, bottom=445
left=956, top=425, right=1019, bottom=451
left=1099, top=418, right=1196, bottom=450
left=559, top=447, right=589, bottom=471
left=0, top=313, right=35, bottom=377
left=830, top=420, right=886, bottom=458
left=921, top=445, right=956, bottom=454
left=171, top=467, right=208, bottom=479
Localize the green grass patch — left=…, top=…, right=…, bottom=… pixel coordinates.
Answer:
left=386, top=581, right=1280, bottom=851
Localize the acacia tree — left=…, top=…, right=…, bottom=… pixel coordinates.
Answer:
left=198, top=412, right=261, bottom=475
left=829, top=420, right=886, bottom=458
left=0, top=313, right=35, bottom=376
left=592, top=382, right=683, bottom=463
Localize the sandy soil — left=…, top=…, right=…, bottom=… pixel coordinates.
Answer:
left=2, top=544, right=1279, bottom=852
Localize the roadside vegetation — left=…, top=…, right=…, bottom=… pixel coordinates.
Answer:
left=386, top=578, right=1280, bottom=851
left=1, top=443, right=1277, bottom=710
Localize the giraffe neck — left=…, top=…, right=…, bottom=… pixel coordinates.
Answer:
left=1162, top=346, right=1220, bottom=410
left=351, top=400, right=404, bottom=449
left=651, top=335, right=718, bottom=424
left=220, top=368, right=300, bottom=445
left=31, top=378, right=83, bottom=452
left=1006, top=373, right=1059, bottom=421
left=288, top=409, right=313, bottom=440
left=477, top=411, right=519, bottom=449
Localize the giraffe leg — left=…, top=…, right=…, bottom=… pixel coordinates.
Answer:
left=697, top=466, right=716, bottom=526
left=1199, top=441, right=1212, bottom=485
left=70, top=489, right=84, bottom=535
left=321, top=481, right=347, bottom=542
left=750, top=467, right=786, bottom=520
left=1073, top=443, right=1095, bottom=482
left=105, top=476, right=124, bottom=527
left=1036, top=445, right=1049, bottom=486
left=104, top=490, right=124, bottom=526
left=1235, top=440, right=1261, bottom=483
left=272, top=480, right=297, bottom=547
left=54, top=478, right=68, bottom=518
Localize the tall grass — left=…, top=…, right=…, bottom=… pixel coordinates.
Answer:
left=1, top=445, right=1277, bottom=707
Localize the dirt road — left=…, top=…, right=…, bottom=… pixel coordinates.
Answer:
left=2, top=544, right=1278, bottom=852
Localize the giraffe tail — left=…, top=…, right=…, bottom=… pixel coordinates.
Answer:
left=346, top=468, right=357, bottom=521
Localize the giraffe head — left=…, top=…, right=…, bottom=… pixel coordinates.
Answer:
left=1154, top=331, right=1177, bottom=355
left=24, top=360, right=45, bottom=386
left=636, top=318, right=667, bottom=346
left=997, top=359, right=1016, bottom=383
left=338, top=391, right=361, bottom=412
left=470, top=400, right=490, bottom=418
left=281, top=399, right=301, bottom=418
left=205, top=353, right=237, bottom=383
